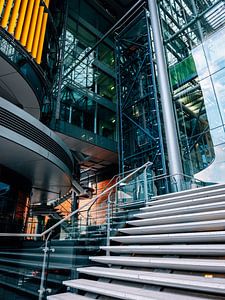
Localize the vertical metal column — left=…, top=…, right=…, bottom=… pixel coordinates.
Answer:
left=55, top=0, right=68, bottom=120
left=106, top=191, right=112, bottom=256
left=148, top=0, right=183, bottom=190
left=143, top=165, right=149, bottom=203
left=190, top=0, right=203, bottom=42
left=115, top=40, right=125, bottom=175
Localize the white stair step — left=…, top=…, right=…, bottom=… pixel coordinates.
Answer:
left=47, top=293, right=91, bottom=300
left=63, top=278, right=212, bottom=300
left=119, top=219, right=225, bottom=235
left=151, top=183, right=223, bottom=201
left=149, top=185, right=225, bottom=206
left=101, top=244, right=225, bottom=255
left=128, top=209, right=225, bottom=226
left=89, top=256, right=225, bottom=272
left=141, top=194, right=225, bottom=213
left=77, top=266, right=225, bottom=294
left=110, top=230, right=225, bottom=244
left=135, top=200, right=225, bottom=219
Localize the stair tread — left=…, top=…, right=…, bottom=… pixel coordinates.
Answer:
left=48, top=185, right=225, bottom=299
left=63, top=278, right=211, bottom=300
left=141, top=194, right=225, bottom=212
left=47, top=292, right=90, bottom=300
left=119, top=219, right=225, bottom=235
left=135, top=200, right=225, bottom=219
left=90, top=256, right=225, bottom=266
left=77, top=266, right=225, bottom=293
left=151, top=183, right=223, bottom=201
left=100, top=244, right=225, bottom=255
left=128, top=209, right=225, bottom=226
left=148, top=186, right=225, bottom=206
left=110, top=230, right=225, bottom=244
left=89, top=256, right=225, bottom=272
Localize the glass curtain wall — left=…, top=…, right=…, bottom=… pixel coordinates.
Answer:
left=115, top=8, right=168, bottom=194
left=53, top=28, right=117, bottom=141
left=159, top=0, right=225, bottom=183
left=61, top=29, right=116, bottom=102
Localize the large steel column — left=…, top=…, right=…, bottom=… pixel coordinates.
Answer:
left=148, top=0, right=183, bottom=190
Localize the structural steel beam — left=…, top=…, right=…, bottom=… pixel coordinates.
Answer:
left=148, top=0, right=183, bottom=188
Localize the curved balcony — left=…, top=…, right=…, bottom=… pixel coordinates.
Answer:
left=0, top=0, right=62, bottom=119
left=0, top=97, right=73, bottom=202
left=0, top=27, right=49, bottom=119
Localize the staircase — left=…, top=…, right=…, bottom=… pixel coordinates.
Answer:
left=31, top=203, right=72, bottom=233
left=48, top=183, right=225, bottom=300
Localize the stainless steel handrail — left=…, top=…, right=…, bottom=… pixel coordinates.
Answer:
left=144, top=171, right=204, bottom=183
left=0, top=161, right=152, bottom=300
left=85, top=163, right=154, bottom=224
left=0, top=161, right=208, bottom=300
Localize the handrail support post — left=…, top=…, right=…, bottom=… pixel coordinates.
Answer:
left=38, top=231, right=54, bottom=300
left=143, top=165, right=149, bottom=203
left=106, top=191, right=112, bottom=256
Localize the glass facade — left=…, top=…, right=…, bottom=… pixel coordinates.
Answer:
left=59, top=29, right=116, bottom=102
left=2, top=1, right=225, bottom=299
left=160, top=0, right=225, bottom=183
left=50, top=28, right=117, bottom=143
left=115, top=9, right=167, bottom=179
left=59, top=85, right=116, bottom=141
left=192, top=26, right=225, bottom=182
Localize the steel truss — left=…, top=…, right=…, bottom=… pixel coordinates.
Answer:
left=160, top=0, right=225, bottom=63
left=116, top=9, right=167, bottom=190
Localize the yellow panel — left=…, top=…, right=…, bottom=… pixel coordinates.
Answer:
left=14, top=0, right=28, bottom=40
left=36, top=12, right=47, bottom=64
left=1, top=0, right=13, bottom=28
left=8, top=0, right=22, bottom=34
left=44, top=0, right=50, bottom=7
left=36, top=0, right=50, bottom=64
left=20, top=0, right=34, bottom=45
left=0, top=0, right=5, bottom=16
left=26, top=0, right=40, bottom=52
left=31, top=5, right=44, bottom=58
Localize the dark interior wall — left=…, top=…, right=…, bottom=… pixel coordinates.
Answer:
left=0, top=165, right=31, bottom=233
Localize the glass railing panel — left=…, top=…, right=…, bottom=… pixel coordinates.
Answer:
left=116, top=165, right=153, bottom=206
left=0, top=162, right=211, bottom=299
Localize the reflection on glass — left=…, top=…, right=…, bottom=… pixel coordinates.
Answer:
left=61, top=30, right=116, bottom=102
left=98, top=43, right=115, bottom=68
left=212, top=68, right=225, bottom=124
left=199, top=77, right=223, bottom=129
left=210, top=127, right=225, bottom=146
left=160, top=0, right=225, bottom=182
left=192, top=45, right=209, bottom=80
left=196, top=144, right=225, bottom=183
left=192, top=26, right=225, bottom=182
left=97, top=105, right=116, bottom=140
left=60, top=86, right=116, bottom=140
left=204, top=27, right=225, bottom=74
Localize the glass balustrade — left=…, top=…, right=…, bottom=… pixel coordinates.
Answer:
left=0, top=161, right=211, bottom=299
